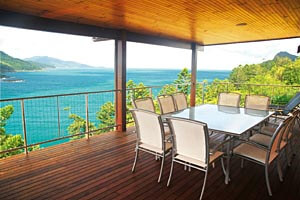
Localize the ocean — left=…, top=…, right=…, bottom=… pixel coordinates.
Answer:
left=0, top=68, right=230, bottom=148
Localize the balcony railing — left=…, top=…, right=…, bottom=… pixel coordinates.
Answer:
left=0, top=82, right=299, bottom=157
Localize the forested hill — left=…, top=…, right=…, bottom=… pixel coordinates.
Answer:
left=0, top=51, right=54, bottom=72
left=229, top=51, right=300, bottom=85
left=25, top=56, right=101, bottom=69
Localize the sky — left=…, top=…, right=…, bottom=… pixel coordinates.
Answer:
left=0, top=25, right=299, bottom=70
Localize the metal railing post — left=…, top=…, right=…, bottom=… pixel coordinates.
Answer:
left=85, top=94, right=90, bottom=139
left=202, top=82, right=205, bottom=104
left=133, top=89, right=136, bottom=100
left=21, top=100, right=28, bottom=155
left=149, top=87, right=152, bottom=97
left=56, top=96, right=61, bottom=137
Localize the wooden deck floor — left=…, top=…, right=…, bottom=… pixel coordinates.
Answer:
left=0, top=126, right=300, bottom=200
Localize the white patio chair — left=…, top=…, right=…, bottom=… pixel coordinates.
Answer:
left=218, top=92, right=241, bottom=107
left=245, top=94, right=270, bottom=110
left=130, top=109, right=172, bottom=183
left=132, top=97, right=155, bottom=112
left=157, top=95, right=176, bottom=114
left=233, top=118, right=290, bottom=196
left=166, top=117, right=227, bottom=200
left=250, top=110, right=298, bottom=167
left=172, top=92, right=188, bottom=111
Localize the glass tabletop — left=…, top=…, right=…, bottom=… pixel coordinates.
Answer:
left=168, top=104, right=274, bottom=135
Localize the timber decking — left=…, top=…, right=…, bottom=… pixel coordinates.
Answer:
left=0, top=126, right=299, bottom=200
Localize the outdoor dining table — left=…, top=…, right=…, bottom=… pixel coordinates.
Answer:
left=163, top=104, right=275, bottom=184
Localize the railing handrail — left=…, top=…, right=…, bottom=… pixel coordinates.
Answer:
left=1, top=82, right=299, bottom=102
left=209, top=82, right=300, bottom=88
left=0, top=89, right=122, bottom=102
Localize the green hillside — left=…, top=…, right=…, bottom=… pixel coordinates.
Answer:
left=0, top=51, right=53, bottom=72
left=229, top=52, right=300, bottom=85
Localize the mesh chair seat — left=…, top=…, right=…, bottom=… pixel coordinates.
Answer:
left=175, top=151, right=223, bottom=168
left=249, top=134, right=271, bottom=147
left=261, top=126, right=276, bottom=136
left=139, top=142, right=172, bottom=154
left=233, top=143, right=278, bottom=164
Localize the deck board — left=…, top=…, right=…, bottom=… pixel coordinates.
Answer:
left=0, top=126, right=299, bottom=200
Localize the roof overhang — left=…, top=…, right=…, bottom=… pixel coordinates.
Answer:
left=0, top=0, right=299, bottom=49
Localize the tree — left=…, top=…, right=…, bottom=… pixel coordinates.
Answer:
left=96, top=102, right=115, bottom=133
left=0, top=105, right=39, bottom=158
left=159, top=68, right=191, bottom=96
left=173, top=68, right=191, bottom=95
left=67, top=113, right=96, bottom=140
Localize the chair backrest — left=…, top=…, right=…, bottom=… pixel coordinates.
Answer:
left=282, top=109, right=300, bottom=141
left=133, top=97, right=155, bottom=112
left=245, top=95, right=270, bottom=110
left=218, top=92, right=241, bottom=107
left=131, top=109, right=164, bottom=150
left=268, top=116, right=293, bottom=163
left=282, top=92, right=300, bottom=115
left=167, top=117, right=209, bottom=165
left=172, top=93, right=188, bottom=111
left=157, top=95, right=176, bottom=114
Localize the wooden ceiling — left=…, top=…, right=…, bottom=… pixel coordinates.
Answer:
left=0, top=0, right=299, bottom=45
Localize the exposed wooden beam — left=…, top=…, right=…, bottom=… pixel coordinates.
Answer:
left=115, top=31, right=127, bottom=132
left=0, top=9, right=202, bottom=49
left=190, top=43, right=197, bottom=107
left=0, top=9, right=119, bottom=39
left=126, top=31, right=198, bottom=49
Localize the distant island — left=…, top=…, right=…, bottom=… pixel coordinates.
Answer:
left=0, top=51, right=104, bottom=73
left=25, top=56, right=104, bottom=69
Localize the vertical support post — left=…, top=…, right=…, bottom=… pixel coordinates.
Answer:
left=21, top=100, right=28, bottom=155
left=149, top=87, right=152, bottom=97
left=115, top=30, right=127, bottom=132
left=190, top=43, right=197, bottom=107
left=85, top=94, right=90, bottom=139
left=56, top=96, right=61, bottom=137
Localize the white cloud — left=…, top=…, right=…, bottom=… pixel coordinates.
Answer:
left=0, top=25, right=299, bottom=70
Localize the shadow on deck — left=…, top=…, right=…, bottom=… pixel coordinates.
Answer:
left=0, top=126, right=299, bottom=200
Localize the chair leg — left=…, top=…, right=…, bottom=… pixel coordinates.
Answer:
left=199, top=170, right=208, bottom=200
left=132, top=148, right=139, bottom=172
left=221, top=157, right=226, bottom=176
left=158, top=154, right=165, bottom=183
left=167, top=158, right=174, bottom=187
left=225, top=140, right=231, bottom=185
left=289, top=140, right=296, bottom=156
left=155, top=153, right=160, bottom=161
left=276, top=158, right=283, bottom=182
left=241, top=158, right=244, bottom=168
left=265, top=164, right=272, bottom=196
left=285, top=147, right=291, bottom=167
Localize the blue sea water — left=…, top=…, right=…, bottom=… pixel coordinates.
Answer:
left=0, top=68, right=230, bottom=148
